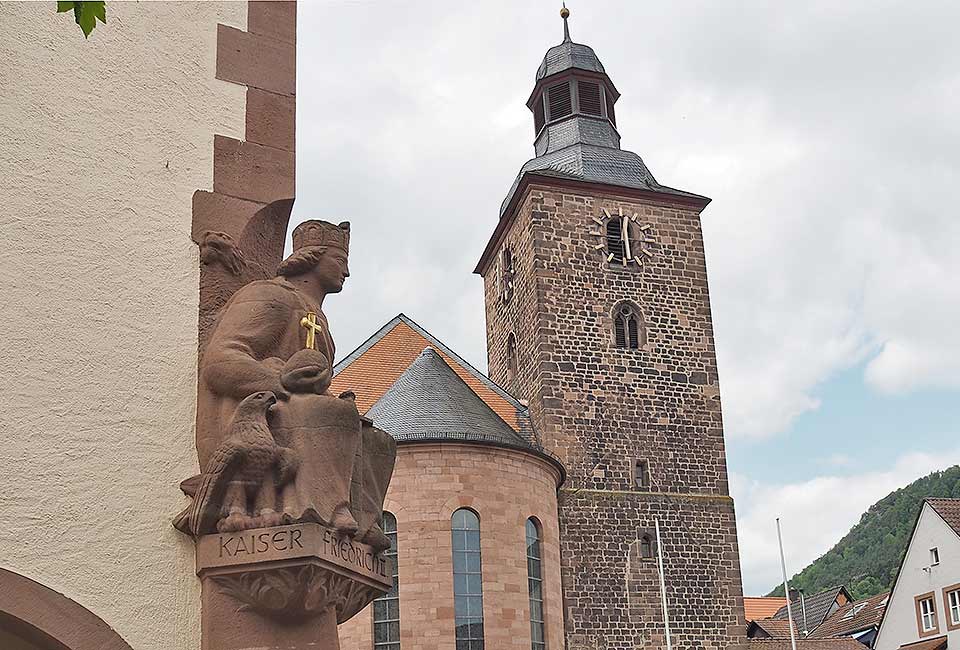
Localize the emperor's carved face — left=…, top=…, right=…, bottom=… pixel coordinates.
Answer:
left=311, top=248, right=350, bottom=294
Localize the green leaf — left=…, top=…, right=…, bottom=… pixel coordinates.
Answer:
left=56, top=1, right=75, bottom=13
left=89, top=1, right=106, bottom=24
left=75, top=4, right=96, bottom=37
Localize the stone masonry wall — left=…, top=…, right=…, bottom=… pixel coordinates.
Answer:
left=338, top=443, right=564, bottom=650
left=482, top=183, right=747, bottom=649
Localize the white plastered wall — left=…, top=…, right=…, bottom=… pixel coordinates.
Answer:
left=875, top=503, right=960, bottom=650
left=0, top=3, right=247, bottom=648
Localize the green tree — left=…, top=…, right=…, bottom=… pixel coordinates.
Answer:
left=767, top=466, right=960, bottom=600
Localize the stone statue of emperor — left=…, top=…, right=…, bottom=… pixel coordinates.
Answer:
left=188, top=219, right=395, bottom=551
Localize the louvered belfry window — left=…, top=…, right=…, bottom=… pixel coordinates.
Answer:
left=533, top=94, right=546, bottom=134
left=547, top=81, right=572, bottom=121
left=614, top=303, right=643, bottom=349
left=577, top=80, right=602, bottom=116
left=605, top=219, right=626, bottom=263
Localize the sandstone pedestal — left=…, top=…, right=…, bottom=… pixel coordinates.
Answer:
left=196, top=522, right=392, bottom=650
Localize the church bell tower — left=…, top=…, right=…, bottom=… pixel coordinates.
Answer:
left=476, top=8, right=747, bottom=649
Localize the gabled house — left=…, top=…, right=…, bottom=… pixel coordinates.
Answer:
left=811, top=591, right=889, bottom=647
left=875, top=499, right=960, bottom=650
left=773, top=586, right=854, bottom=636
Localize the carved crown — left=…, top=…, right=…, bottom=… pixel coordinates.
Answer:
left=292, top=220, right=350, bottom=254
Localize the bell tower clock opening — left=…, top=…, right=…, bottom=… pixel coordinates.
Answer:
left=475, top=7, right=747, bottom=649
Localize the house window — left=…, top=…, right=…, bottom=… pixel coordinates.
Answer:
left=634, top=459, right=650, bottom=489
left=640, top=534, right=654, bottom=559
left=613, top=303, right=644, bottom=349
left=525, top=518, right=546, bottom=650
left=930, top=547, right=940, bottom=566
left=373, top=512, right=400, bottom=650
left=452, top=509, right=484, bottom=650
left=944, top=585, right=960, bottom=631
left=916, top=593, right=939, bottom=636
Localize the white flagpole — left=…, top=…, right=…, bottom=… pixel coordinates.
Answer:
left=776, top=518, right=799, bottom=650
left=655, top=519, right=673, bottom=650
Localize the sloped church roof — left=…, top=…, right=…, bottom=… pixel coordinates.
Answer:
left=366, top=347, right=526, bottom=448
left=331, top=315, right=557, bottom=471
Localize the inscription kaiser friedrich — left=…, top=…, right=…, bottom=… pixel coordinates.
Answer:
left=198, top=522, right=391, bottom=585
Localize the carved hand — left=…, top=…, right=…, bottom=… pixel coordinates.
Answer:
left=280, top=349, right=333, bottom=395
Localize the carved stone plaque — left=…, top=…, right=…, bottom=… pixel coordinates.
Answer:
left=198, top=522, right=391, bottom=581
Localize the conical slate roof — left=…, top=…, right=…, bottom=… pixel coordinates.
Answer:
left=366, top=347, right=529, bottom=448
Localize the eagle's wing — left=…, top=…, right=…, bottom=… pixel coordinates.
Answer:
left=173, top=442, right=246, bottom=537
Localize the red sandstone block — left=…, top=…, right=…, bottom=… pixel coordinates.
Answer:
left=213, top=135, right=294, bottom=204
left=217, top=24, right=295, bottom=96
left=248, top=1, right=296, bottom=44
left=191, top=190, right=264, bottom=243
left=246, top=88, right=295, bottom=152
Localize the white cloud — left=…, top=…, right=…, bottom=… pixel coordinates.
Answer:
left=294, top=1, right=960, bottom=438
left=732, top=450, right=960, bottom=595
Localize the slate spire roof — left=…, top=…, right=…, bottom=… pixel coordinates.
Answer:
left=497, top=8, right=708, bottom=219
left=366, top=347, right=530, bottom=449
left=535, top=7, right=605, bottom=82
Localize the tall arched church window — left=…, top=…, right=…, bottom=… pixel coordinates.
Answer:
left=506, top=333, right=518, bottom=382
left=452, top=509, right=484, bottom=649
left=526, top=518, right=546, bottom=650
left=613, top=302, right=644, bottom=349
left=373, top=512, right=400, bottom=650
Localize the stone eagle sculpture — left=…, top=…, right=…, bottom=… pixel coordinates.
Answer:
left=174, top=391, right=299, bottom=536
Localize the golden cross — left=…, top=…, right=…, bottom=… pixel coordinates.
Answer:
left=299, top=311, right=323, bottom=351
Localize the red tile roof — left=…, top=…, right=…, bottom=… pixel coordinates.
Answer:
left=330, top=315, right=521, bottom=430
left=746, top=597, right=789, bottom=622
left=749, top=638, right=868, bottom=650
left=810, top=591, right=887, bottom=639
left=749, top=619, right=798, bottom=639
left=897, top=636, right=947, bottom=650
left=928, top=499, right=960, bottom=537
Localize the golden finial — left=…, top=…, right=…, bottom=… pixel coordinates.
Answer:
left=560, top=4, right=570, bottom=19
left=561, top=3, right=571, bottom=41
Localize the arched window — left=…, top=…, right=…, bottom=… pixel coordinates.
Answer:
left=640, top=534, right=654, bottom=559
left=373, top=512, right=400, bottom=650
left=506, top=333, right=518, bottom=382
left=526, top=518, right=546, bottom=650
left=613, top=302, right=644, bottom=349
left=452, top=509, right=484, bottom=649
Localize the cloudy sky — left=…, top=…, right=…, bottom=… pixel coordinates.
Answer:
left=292, top=1, right=960, bottom=595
